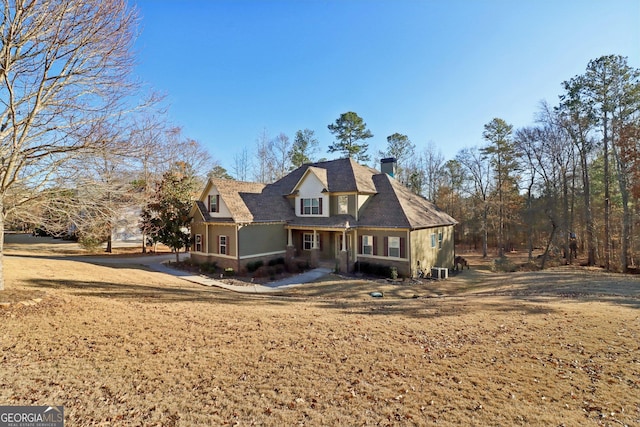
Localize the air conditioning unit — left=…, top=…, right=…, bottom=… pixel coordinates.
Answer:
left=431, top=267, right=448, bottom=280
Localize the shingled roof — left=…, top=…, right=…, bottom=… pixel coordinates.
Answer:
left=357, top=174, right=457, bottom=229
left=195, top=158, right=456, bottom=229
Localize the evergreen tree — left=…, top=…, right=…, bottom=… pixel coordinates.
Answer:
left=327, top=112, right=373, bottom=162
left=140, top=166, right=197, bottom=263
left=481, top=118, right=519, bottom=257
left=290, top=129, right=320, bottom=168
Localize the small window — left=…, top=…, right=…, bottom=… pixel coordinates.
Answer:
left=208, top=195, right=219, bottom=213
left=388, top=236, right=400, bottom=258
left=431, top=233, right=437, bottom=248
left=362, top=235, right=373, bottom=255
left=303, top=233, right=319, bottom=250
left=219, top=235, right=227, bottom=255
left=337, top=195, right=348, bottom=214
left=195, top=234, right=202, bottom=252
left=438, top=232, right=443, bottom=249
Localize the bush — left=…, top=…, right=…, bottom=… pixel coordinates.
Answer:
left=224, top=267, right=235, bottom=276
left=200, top=262, right=217, bottom=274
left=355, top=261, right=398, bottom=278
left=78, top=235, right=103, bottom=251
left=267, top=257, right=285, bottom=267
left=246, top=260, right=264, bottom=273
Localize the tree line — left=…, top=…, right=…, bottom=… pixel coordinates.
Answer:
left=437, top=55, right=639, bottom=273
left=0, top=1, right=637, bottom=291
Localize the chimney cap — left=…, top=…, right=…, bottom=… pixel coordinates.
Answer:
left=381, top=157, right=397, bottom=164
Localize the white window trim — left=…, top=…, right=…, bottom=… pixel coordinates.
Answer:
left=219, top=235, right=227, bottom=255
left=302, top=198, right=321, bottom=215
left=303, top=233, right=319, bottom=251
left=362, top=235, right=373, bottom=255
left=431, top=233, right=437, bottom=248
left=388, top=236, right=400, bottom=258
left=195, top=234, right=202, bottom=252
left=337, top=195, right=348, bottom=214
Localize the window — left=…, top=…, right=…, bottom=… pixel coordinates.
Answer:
left=301, top=198, right=322, bottom=215
left=303, top=233, right=319, bottom=250
left=195, top=234, right=202, bottom=252
left=219, top=235, right=227, bottom=255
left=438, top=232, right=443, bottom=249
left=388, top=236, right=400, bottom=258
left=431, top=233, right=437, bottom=248
left=337, top=195, right=348, bottom=214
left=208, top=194, right=219, bottom=213
left=362, top=235, right=373, bottom=255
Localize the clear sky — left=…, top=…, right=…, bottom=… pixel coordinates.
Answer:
left=131, top=0, right=639, bottom=173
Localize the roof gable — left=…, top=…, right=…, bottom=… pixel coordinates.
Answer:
left=291, top=166, right=328, bottom=194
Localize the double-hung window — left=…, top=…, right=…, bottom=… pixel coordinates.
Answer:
left=337, top=195, right=348, bottom=214
left=195, top=234, right=202, bottom=252
left=208, top=194, right=219, bottom=213
left=303, top=233, right=319, bottom=250
left=431, top=233, right=437, bottom=248
left=301, top=198, right=322, bottom=215
left=388, top=236, right=401, bottom=258
left=362, top=235, right=373, bottom=255
left=219, top=235, right=227, bottom=255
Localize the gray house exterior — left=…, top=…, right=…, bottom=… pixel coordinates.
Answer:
left=190, top=158, right=457, bottom=277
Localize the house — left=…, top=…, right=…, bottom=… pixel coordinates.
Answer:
left=190, top=158, right=457, bottom=277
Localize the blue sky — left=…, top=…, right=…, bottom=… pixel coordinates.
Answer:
left=131, top=0, right=639, bottom=173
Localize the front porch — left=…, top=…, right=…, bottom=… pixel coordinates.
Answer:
left=284, top=227, right=355, bottom=273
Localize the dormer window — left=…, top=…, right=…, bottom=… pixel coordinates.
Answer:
left=208, top=195, right=219, bottom=213
left=301, top=198, right=322, bottom=215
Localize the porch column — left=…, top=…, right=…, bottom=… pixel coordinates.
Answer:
left=309, top=229, right=319, bottom=268
left=339, top=229, right=348, bottom=273
left=285, top=228, right=296, bottom=269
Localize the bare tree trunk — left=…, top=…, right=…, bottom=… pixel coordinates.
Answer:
left=0, top=204, right=4, bottom=291
left=106, top=234, right=113, bottom=253
left=603, top=116, right=611, bottom=270
left=563, top=174, right=571, bottom=264
left=482, top=206, right=488, bottom=258
left=541, top=211, right=558, bottom=270
left=580, top=151, right=596, bottom=266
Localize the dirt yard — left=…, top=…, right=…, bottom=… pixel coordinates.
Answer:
left=1, top=234, right=639, bottom=426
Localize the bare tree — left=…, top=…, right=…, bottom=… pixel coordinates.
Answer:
left=0, top=0, right=140, bottom=290
left=253, top=128, right=275, bottom=183
left=272, top=132, right=291, bottom=180
left=233, top=147, right=252, bottom=181
left=422, top=141, right=445, bottom=202
left=457, top=146, right=493, bottom=258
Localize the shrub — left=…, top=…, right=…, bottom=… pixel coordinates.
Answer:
left=224, top=267, right=235, bottom=276
left=246, top=260, right=264, bottom=273
left=267, top=257, right=285, bottom=267
left=355, top=261, right=394, bottom=278
left=200, top=262, right=217, bottom=274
